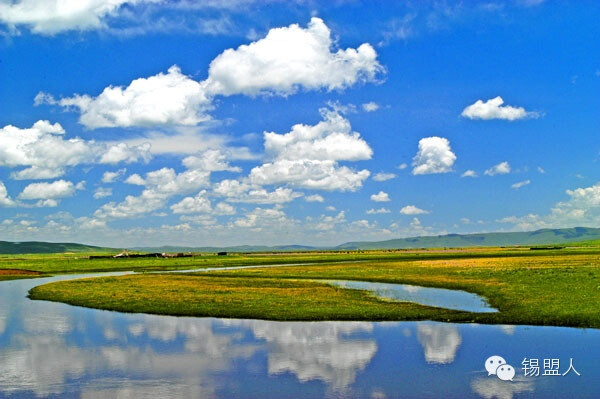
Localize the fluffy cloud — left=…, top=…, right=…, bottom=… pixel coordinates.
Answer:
left=500, top=182, right=600, bottom=230
left=370, top=191, right=390, bottom=202
left=99, top=143, right=151, bottom=164
left=461, top=96, right=538, bottom=121
left=366, top=207, right=390, bottom=214
left=205, top=17, right=382, bottom=96
left=124, top=174, right=146, bottom=185
left=93, top=187, right=113, bottom=199
left=511, top=180, right=530, bottom=189
left=554, top=183, right=600, bottom=222
left=112, top=129, right=251, bottom=157
left=251, top=160, right=370, bottom=191
left=412, top=137, right=456, bottom=175
left=18, top=180, right=78, bottom=200
left=484, top=161, right=511, bottom=176
left=98, top=151, right=239, bottom=219
left=0, top=0, right=155, bottom=35
left=182, top=150, right=241, bottom=172
left=400, top=205, right=429, bottom=215
left=314, top=211, right=346, bottom=231
left=461, top=170, right=477, bottom=178
left=362, top=102, right=380, bottom=112
left=0, top=182, right=16, bottom=207
left=39, top=18, right=380, bottom=131
left=372, top=172, right=396, bottom=182
left=0, top=120, right=150, bottom=179
left=213, top=180, right=302, bottom=204
left=0, top=121, right=83, bottom=178
left=214, top=202, right=236, bottom=215
left=96, top=163, right=211, bottom=219
left=236, top=187, right=302, bottom=204
left=250, top=110, right=372, bottom=191
left=170, top=190, right=212, bottom=214
left=262, top=110, right=372, bottom=162
left=39, top=66, right=212, bottom=129
left=233, top=207, right=294, bottom=230
left=305, top=194, right=324, bottom=203
left=101, top=169, right=127, bottom=183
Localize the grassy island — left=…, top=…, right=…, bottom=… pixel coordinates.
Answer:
left=27, top=247, right=600, bottom=328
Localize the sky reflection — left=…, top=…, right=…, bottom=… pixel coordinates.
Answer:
left=0, top=276, right=598, bottom=398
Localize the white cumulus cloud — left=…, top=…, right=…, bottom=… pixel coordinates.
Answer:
left=39, top=18, right=381, bottom=132
left=213, top=179, right=302, bottom=204
left=205, top=17, right=382, bottom=96
left=305, top=194, right=324, bottom=202
left=96, top=163, right=211, bottom=219
left=362, top=102, right=380, bottom=112
left=461, top=96, right=538, bottom=121
left=485, top=161, right=511, bottom=176
left=38, top=66, right=212, bottom=129
left=461, top=170, right=478, bottom=178
left=0, top=182, right=16, bottom=207
left=400, top=205, right=429, bottom=215
left=366, top=207, right=390, bottom=214
left=101, top=169, right=127, bottom=183
left=412, top=137, right=456, bottom=175
left=372, top=172, right=396, bottom=182
left=0, top=120, right=150, bottom=179
left=170, top=190, right=212, bottom=214
left=499, top=182, right=600, bottom=230
left=0, top=0, right=156, bottom=35
left=233, top=207, right=294, bottom=230
left=93, top=187, right=113, bottom=199
left=18, top=180, right=78, bottom=200
left=370, top=191, right=390, bottom=202
left=249, top=110, right=372, bottom=191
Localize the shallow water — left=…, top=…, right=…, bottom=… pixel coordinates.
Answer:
left=0, top=274, right=598, bottom=398
left=325, top=280, right=498, bottom=313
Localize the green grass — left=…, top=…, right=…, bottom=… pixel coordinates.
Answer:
left=3, top=246, right=600, bottom=274
left=28, top=248, right=600, bottom=328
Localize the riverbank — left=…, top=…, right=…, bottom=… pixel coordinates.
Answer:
left=28, top=248, right=600, bottom=328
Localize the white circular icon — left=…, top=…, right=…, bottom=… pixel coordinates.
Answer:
left=485, top=355, right=506, bottom=376
left=496, top=364, right=516, bottom=381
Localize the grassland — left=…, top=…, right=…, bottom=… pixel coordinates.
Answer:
left=27, top=247, right=600, bottom=328
left=2, top=246, right=599, bottom=274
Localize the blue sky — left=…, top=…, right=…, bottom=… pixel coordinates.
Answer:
left=0, top=0, right=598, bottom=247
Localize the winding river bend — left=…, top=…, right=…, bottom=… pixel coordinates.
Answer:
left=1, top=272, right=598, bottom=398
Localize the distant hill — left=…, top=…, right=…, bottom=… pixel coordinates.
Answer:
left=0, top=241, right=112, bottom=254
left=2, top=227, right=600, bottom=254
left=336, top=227, right=600, bottom=250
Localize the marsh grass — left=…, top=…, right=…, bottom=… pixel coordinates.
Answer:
left=28, top=249, right=600, bottom=327
left=3, top=247, right=598, bottom=274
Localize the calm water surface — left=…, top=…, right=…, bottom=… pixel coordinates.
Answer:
left=0, top=274, right=598, bottom=398
left=325, top=280, right=498, bottom=313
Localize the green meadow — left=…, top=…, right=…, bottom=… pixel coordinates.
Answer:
left=16, top=246, right=600, bottom=328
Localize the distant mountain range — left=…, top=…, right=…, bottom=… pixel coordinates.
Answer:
left=135, top=227, right=600, bottom=252
left=335, top=227, right=600, bottom=250
left=2, top=227, right=600, bottom=254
